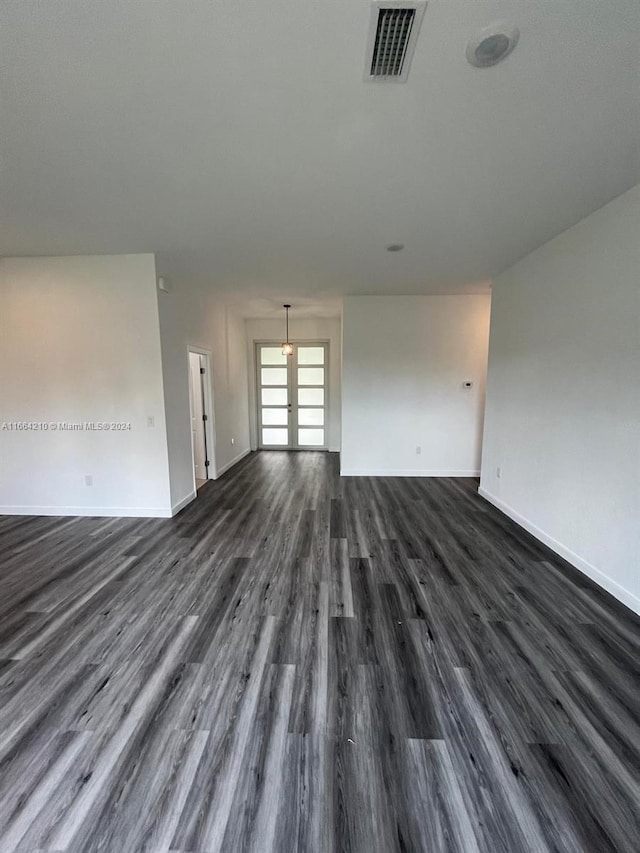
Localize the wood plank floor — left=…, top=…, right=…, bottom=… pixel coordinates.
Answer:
left=0, top=451, right=638, bottom=852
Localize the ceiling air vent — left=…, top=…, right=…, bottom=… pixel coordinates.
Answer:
left=365, top=2, right=427, bottom=83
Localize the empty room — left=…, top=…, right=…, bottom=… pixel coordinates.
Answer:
left=0, top=2, right=638, bottom=852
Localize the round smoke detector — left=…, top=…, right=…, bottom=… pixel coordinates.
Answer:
left=467, top=22, right=520, bottom=68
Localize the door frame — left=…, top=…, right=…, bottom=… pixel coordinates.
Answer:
left=254, top=340, right=330, bottom=451
left=187, top=346, right=217, bottom=489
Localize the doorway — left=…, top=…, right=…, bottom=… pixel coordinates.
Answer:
left=256, top=342, right=328, bottom=450
left=188, top=350, right=212, bottom=488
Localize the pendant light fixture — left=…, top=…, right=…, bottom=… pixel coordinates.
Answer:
left=281, top=304, right=294, bottom=356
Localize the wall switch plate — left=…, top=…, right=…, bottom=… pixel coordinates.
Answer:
left=416, top=446, right=421, bottom=455
left=496, top=466, right=501, bottom=478
left=84, top=474, right=93, bottom=486
left=231, top=437, right=235, bottom=445
left=147, top=416, right=155, bottom=428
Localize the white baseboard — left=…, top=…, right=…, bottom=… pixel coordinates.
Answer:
left=0, top=505, right=173, bottom=518
left=340, top=468, right=480, bottom=477
left=478, top=487, right=640, bottom=616
left=171, top=491, right=196, bottom=517
left=214, top=447, right=251, bottom=478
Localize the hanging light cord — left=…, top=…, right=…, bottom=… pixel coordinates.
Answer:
left=282, top=304, right=293, bottom=356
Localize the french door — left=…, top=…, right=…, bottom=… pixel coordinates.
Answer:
left=256, top=342, right=328, bottom=450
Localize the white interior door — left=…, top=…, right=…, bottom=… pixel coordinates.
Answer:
left=294, top=344, right=327, bottom=448
left=189, top=352, right=207, bottom=479
left=257, top=342, right=328, bottom=450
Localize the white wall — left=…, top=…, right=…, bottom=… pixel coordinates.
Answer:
left=341, top=295, right=490, bottom=475
left=480, top=185, right=640, bottom=614
left=0, top=255, right=172, bottom=516
left=246, top=317, right=342, bottom=452
left=157, top=281, right=251, bottom=511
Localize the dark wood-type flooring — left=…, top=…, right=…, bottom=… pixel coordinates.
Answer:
left=0, top=451, right=638, bottom=852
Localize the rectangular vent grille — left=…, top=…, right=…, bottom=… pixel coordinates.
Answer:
left=370, top=8, right=416, bottom=77
left=365, top=3, right=426, bottom=83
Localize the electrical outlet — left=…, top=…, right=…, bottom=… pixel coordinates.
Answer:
left=147, top=416, right=155, bottom=428
left=84, top=474, right=93, bottom=487
left=416, top=446, right=421, bottom=455
left=496, top=466, right=501, bottom=479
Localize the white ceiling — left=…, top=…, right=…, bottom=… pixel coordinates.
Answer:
left=1, top=0, right=638, bottom=315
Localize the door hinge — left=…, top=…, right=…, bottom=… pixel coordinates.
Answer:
left=200, top=367, right=205, bottom=374
left=202, top=414, right=208, bottom=422
left=204, top=459, right=210, bottom=467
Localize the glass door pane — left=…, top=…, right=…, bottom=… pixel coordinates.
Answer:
left=297, top=346, right=325, bottom=365
left=297, top=367, right=324, bottom=385
left=298, top=409, right=324, bottom=425
left=262, top=409, right=288, bottom=425
left=298, top=428, right=324, bottom=446
left=262, top=388, right=288, bottom=405
left=262, top=428, right=288, bottom=445
left=260, top=347, right=288, bottom=365
left=298, top=388, right=324, bottom=406
left=261, top=367, right=287, bottom=385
